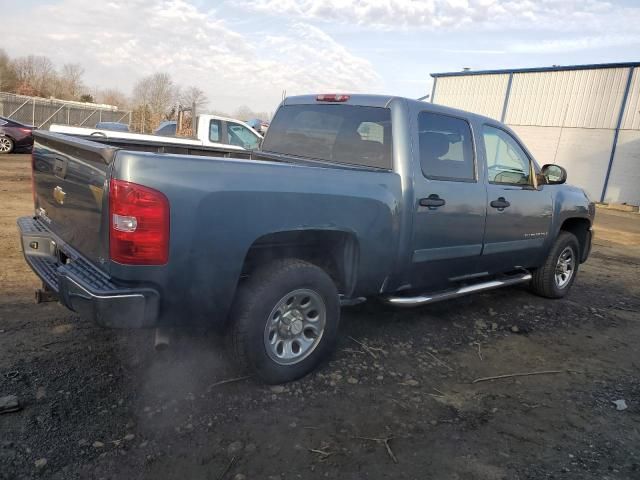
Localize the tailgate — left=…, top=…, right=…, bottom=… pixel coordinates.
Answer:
left=31, top=131, right=117, bottom=271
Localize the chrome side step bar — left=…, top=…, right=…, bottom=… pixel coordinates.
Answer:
left=383, top=273, right=532, bottom=307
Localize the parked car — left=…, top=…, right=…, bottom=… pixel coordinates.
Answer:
left=19, top=93, right=594, bottom=384
left=246, top=118, right=269, bottom=135
left=50, top=114, right=262, bottom=151
left=0, top=116, right=35, bottom=154
left=95, top=122, right=130, bottom=132
left=154, top=121, right=177, bottom=136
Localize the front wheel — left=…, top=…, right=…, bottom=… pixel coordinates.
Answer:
left=530, top=231, right=580, bottom=298
left=0, top=136, right=14, bottom=154
left=228, top=259, right=340, bottom=384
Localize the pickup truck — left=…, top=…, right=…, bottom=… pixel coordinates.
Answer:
left=49, top=113, right=263, bottom=151
left=18, top=93, right=594, bottom=383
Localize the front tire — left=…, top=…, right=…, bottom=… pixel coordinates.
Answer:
left=0, top=136, right=14, bottom=154
left=228, top=259, right=340, bottom=384
left=530, top=231, right=580, bottom=298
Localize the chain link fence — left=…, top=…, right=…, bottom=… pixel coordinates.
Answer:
left=0, top=92, right=131, bottom=129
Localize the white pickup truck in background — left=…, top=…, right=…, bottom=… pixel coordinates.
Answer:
left=50, top=114, right=263, bottom=150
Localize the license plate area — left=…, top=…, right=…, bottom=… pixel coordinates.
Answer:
left=22, top=234, right=59, bottom=261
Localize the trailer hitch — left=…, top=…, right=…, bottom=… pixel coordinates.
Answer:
left=35, top=284, right=58, bottom=304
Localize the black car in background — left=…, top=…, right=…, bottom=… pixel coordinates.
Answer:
left=0, top=116, right=35, bottom=154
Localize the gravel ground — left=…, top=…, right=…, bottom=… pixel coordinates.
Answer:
left=1, top=153, right=639, bottom=480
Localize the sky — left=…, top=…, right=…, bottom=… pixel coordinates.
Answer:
left=2, top=0, right=640, bottom=114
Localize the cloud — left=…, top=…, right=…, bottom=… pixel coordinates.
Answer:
left=243, top=0, right=640, bottom=33
left=2, top=0, right=382, bottom=112
left=509, top=34, right=640, bottom=53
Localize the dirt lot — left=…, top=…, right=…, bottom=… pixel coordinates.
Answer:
left=1, top=153, right=639, bottom=480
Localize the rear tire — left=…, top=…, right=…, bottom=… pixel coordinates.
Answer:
left=228, top=259, right=340, bottom=384
left=0, top=136, right=14, bottom=154
left=530, top=231, right=580, bottom=298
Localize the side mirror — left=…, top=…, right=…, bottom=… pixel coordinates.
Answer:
left=541, top=164, right=567, bottom=185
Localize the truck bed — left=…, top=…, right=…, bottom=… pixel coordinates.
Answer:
left=47, top=132, right=253, bottom=159
left=27, top=130, right=402, bottom=327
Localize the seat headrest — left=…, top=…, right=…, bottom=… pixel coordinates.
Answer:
left=420, top=132, right=450, bottom=159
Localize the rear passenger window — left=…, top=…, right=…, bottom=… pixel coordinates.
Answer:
left=209, top=120, right=221, bottom=142
left=418, top=112, right=475, bottom=181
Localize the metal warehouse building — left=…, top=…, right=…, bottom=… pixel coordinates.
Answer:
left=430, top=62, right=640, bottom=205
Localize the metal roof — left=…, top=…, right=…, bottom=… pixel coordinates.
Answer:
left=430, top=62, right=640, bottom=78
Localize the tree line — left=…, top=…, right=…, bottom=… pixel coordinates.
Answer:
left=0, top=49, right=271, bottom=133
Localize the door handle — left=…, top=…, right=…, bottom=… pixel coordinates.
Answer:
left=419, top=194, right=446, bottom=209
left=490, top=197, right=510, bottom=210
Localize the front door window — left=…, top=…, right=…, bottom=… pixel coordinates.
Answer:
left=483, top=125, right=532, bottom=186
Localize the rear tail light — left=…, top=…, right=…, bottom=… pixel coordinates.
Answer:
left=18, top=128, right=32, bottom=134
left=109, top=179, right=169, bottom=265
left=316, top=94, right=350, bottom=102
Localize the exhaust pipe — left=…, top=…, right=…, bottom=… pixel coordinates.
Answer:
left=154, top=328, right=171, bottom=350
left=383, top=272, right=532, bottom=307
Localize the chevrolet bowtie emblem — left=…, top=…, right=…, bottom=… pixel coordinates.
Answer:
left=53, top=186, right=66, bottom=205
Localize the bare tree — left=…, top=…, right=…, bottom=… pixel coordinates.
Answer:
left=148, top=73, right=176, bottom=117
left=59, top=63, right=84, bottom=99
left=233, top=105, right=271, bottom=121
left=233, top=105, right=254, bottom=121
left=132, top=72, right=177, bottom=131
left=0, top=49, right=17, bottom=92
left=12, top=55, right=56, bottom=97
left=179, top=86, right=208, bottom=110
left=99, top=88, right=128, bottom=108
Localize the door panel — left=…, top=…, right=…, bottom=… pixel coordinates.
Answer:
left=410, top=112, right=487, bottom=291
left=480, top=125, right=552, bottom=271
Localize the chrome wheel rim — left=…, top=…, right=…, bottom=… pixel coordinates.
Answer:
left=263, top=288, right=326, bottom=365
left=555, top=246, right=575, bottom=289
left=0, top=137, right=12, bottom=153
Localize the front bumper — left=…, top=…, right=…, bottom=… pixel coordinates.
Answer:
left=17, top=216, right=160, bottom=328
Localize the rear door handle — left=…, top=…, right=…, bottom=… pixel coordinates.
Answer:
left=490, top=197, right=510, bottom=210
left=419, top=194, right=446, bottom=209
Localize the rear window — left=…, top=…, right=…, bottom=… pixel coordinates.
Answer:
left=418, top=112, right=475, bottom=181
left=262, top=104, right=393, bottom=169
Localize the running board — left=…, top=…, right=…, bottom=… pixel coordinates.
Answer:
left=383, top=273, right=532, bottom=307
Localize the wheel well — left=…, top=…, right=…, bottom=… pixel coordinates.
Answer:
left=560, top=217, right=591, bottom=260
left=241, top=230, right=359, bottom=296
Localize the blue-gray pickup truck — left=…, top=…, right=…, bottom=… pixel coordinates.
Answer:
left=18, top=94, right=594, bottom=383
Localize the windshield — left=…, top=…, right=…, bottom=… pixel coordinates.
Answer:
left=262, top=104, right=393, bottom=169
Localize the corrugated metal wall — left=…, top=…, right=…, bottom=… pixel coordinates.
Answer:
left=605, top=131, right=640, bottom=205
left=607, top=68, right=640, bottom=205
left=432, top=65, right=640, bottom=205
left=432, top=74, right=509, bottom=120
left=505, top=68, right=628, bottom=128
left=621, top=68, right=640, bottom=130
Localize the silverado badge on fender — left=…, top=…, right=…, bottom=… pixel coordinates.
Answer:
left=53, top=186, right=66, bottom=205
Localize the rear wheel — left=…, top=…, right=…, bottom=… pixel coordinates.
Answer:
left=530, top=231, right=580, bottom=298
left=0, top=136, right=14, bottom=154
left=228, top=259, right=340, bottom=384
